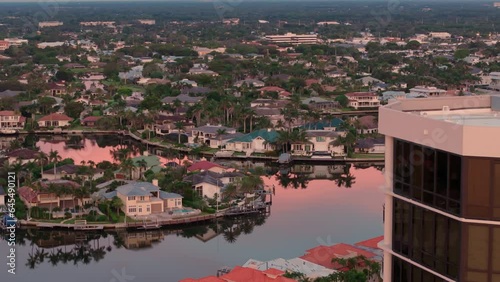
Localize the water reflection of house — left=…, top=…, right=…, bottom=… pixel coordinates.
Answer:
left=194, top=226, right=219, bottom=243
left=290, top=165, right=345, bottom=179
left=120, top=231, right=165, bottom=249
left=34, top=231, right=78, bottom=248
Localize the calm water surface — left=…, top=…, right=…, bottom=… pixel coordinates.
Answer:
left=1, top=135, right=385, bottom=281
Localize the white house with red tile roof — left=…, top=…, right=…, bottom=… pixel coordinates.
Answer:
left=180, top=266, right=295, bottom=282
left=38, top=113, right=72, bottom=128
left=0, top=110, right=26, bottom=131
left=300, top=243, right=377, bottom=270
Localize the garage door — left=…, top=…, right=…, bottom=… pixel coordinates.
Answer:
left=151, top=203, right=162, bottom=213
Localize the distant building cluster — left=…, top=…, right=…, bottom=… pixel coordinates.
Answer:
left=264, top=32, right=318, bottom=45
left=223, top=18, right=240, bottom=25
left=80, top=21, right=115, bottom=26
left=138, top=19, right=155, bottom=25
left=38, top=21, right=63, bottom=28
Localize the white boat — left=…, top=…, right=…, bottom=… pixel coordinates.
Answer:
left=0, top=129, right=17, bottom=135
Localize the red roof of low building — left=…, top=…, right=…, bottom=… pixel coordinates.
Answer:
left=38, top=113, right=72, bottom=122
left=0, top=110, right=20, bottom=116
left=259, top=86, right=285, bottom=93
left=187, top=161, right=224, bottom=172
left=219, top=266, right=294, bottom=282
left=18, top=186, right=38, bottom=203
left=355, top=236, right=384, bottom=250
left=179, top=277, right=225, bottom=282
left=82, top=116, right=102, bottom=122
left=300, top=243, right=376, bottom=270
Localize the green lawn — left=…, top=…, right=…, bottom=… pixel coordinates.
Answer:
left=352, top=153, right=385, bottom=159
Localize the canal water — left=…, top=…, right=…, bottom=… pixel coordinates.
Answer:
left=1, top=135, right=385, bottom=281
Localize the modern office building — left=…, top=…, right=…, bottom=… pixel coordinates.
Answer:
left=379, top=95, right=500, bottom=282
left=264, top=33, right=318, bottom=45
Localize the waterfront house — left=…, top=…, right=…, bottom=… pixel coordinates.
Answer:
left=300, top=243, right=377, bottom=271
left=187, top=161, right=227, bottom=173
left=42, top=164, right=104, bottom=181
left=18, top=180, right=88, bottom=210
left=5, top=148, right=38, bottom=164
left=0, top=110, right=26, bottom=131
left=225, top=129, right=278, bottom=156
left=354, top=138, right=385, bottom=154
left=243, top=257, right=335, bottom=279
left=37, top=113, right=73, bottom=128
left=183, top=170, right=243, bottom=200
left=187, top=124, right=239, bottom=148
left=81, top=116, right=102, bottom=127
left=0, top=186, right=5, bottom=208
left=180, top=266, right=295, bottom=282
left=290, top=130, right=345, bottom=157
left=103, top=180, right=182, bottom=216
left=345, top=92, right=380, bottom=109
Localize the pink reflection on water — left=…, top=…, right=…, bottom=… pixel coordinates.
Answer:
left=36, top=138, right=189, bottom=166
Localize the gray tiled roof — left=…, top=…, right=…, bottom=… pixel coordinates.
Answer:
left=159, top=191, right=183, bottom=199
left=116, top=182, right=159, bottom=196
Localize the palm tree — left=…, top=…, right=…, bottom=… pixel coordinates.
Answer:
left=216, top=128, right=227, bottom=149
left=11, top=161, right=24, bottom=189
left=110, top=196, right=124, bottom=218
left=222, top=183, right=238, bottom=200
left=136, top=159, right=148, bottom=180
left=174, top=121, right=185, bottom=144
left=34, top=151, right=48, bottom=177
left=119, top=158, right=135, bottom=180
left=48, top=150, right=62, bottom=176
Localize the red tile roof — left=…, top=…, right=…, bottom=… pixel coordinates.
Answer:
left=187, top=161, right=224, bottom=172
left=0, top=110, right=20, bottom=116
left=259, top=86, right=285, bottom=93
left=300, top=243, right=376, bottom=270
left=82, top=116, right=102, bottom=122
left=355, top=236, right=384, bottom=250
left=219, top=266, right=295, bottom=282
left=38, top=113, right=73, bottom=122
left=179, top=277, right=225, bottom=282
left=18, top=186, right=38, bottom=203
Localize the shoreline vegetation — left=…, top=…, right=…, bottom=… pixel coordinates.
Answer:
left=8, top=129, right=385, bottom=162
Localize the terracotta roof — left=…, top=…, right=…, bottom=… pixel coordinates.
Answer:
left=38, top=113, right=72, bottom=122
left=259, top=86, right=285, bottom=92
left=219, top=266, right=295, bottom=282
left=179, top=277, right=225, bottom=282
left=355, top=236, right=384, bottom=250
left=0, top=110, right=20, bottom=116
left=300, top=243, right=376, bottom=270
left=18, top=186, right=38, bottom=203
left=187, top=161, right=224, bottom=172
left=82, top=116, right=102, bottom=122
